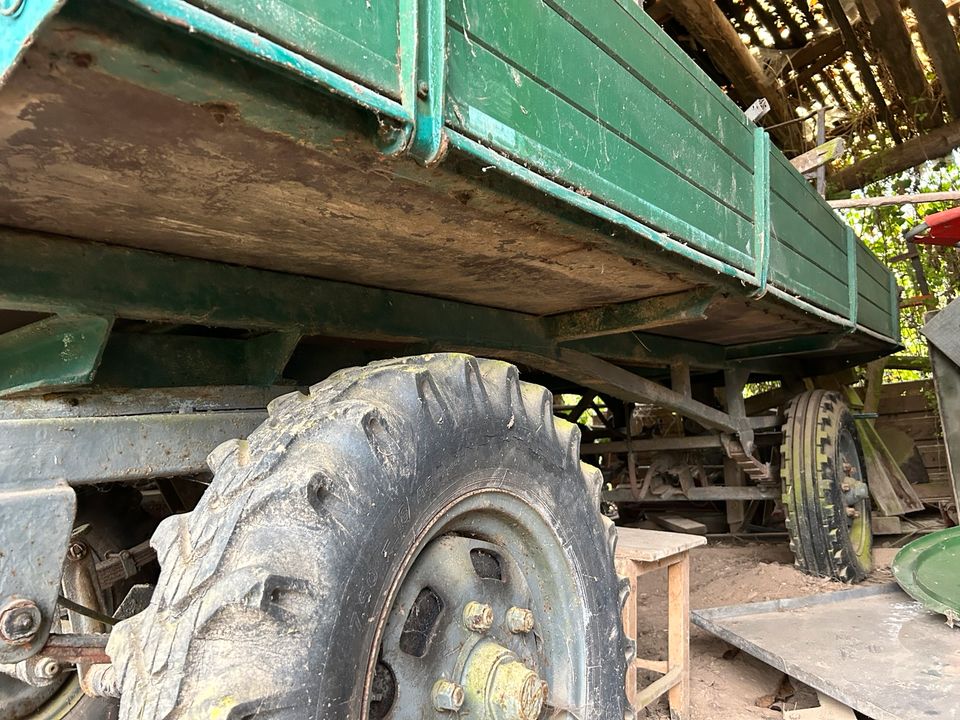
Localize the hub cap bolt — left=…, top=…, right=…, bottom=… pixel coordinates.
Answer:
left=0, top=599, right=42, bottom=643
left=432, top=679, right=465, bottom=711
left=506, top=606, right=535, bottom=634
left=463, top=601, right=493, bottom=633
left=36, top=657, right=61, bottom=679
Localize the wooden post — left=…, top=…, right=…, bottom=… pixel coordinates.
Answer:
left=910, top=0, right=960, bottom=120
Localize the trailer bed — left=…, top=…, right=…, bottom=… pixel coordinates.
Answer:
left=0, top=0, right=899, bottom=371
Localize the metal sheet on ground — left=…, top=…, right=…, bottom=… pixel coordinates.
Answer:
left=692, top=584, right=960, bottom=720
left=893, top=527, right=960, bottom=624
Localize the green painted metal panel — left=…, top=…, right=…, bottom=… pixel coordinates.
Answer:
left=893, top=526, right=960, bottom=623
left=0, top=314, right=112, bottom=396
left=770, top=154, right=847, bottom=252
left=768, top=235, right=849, bottom=315
left=196, top=0, right=402, bottom=97
left=855, top=243, right=895, bottom=334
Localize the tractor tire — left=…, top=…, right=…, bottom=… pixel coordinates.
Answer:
left=781, top=389, right=872, bottom=582
left=107, top=354, right=633, bottom=719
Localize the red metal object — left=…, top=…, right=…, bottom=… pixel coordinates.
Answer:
left=907, top=207, right=960, bottom=246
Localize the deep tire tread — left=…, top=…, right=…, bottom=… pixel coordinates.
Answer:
left=107, top=353, right=630, bottom=719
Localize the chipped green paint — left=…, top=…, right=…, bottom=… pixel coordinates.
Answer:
left=125, top=0, right=410, bottom=123
left=0, top=230, right=801, bottom=380
left=104, top=0, right=897, bottom=336
left=846, top=227, right=859, bottom=328
left=0, top=0, right=901, bottom=397
left=0, top=314, right=112, bottom=396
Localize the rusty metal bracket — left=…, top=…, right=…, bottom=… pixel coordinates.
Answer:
left=719, top=434, right=772, bottom=485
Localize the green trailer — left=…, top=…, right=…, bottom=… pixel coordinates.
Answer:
left=0, top=1, right=897, bottom=718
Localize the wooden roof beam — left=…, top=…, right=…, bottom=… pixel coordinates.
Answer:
left=822, top=0, right=903, bottom=142
left=662, top=0, right=805, bottom=152
left=909, top=0, right=960, bottom=120
left=856, top=0, right=942, bottom=129
left=828, top=118, right=960, bottom=192
left=782, top=30, right=845, bottom=78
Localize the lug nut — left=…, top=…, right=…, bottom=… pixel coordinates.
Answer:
left=463, top=601, right=493, bottom=633
left=432, top=679, right=465, bottom=711
left=0, top=599, right=42, bottom=643
left=506, top=606, right=535, bottom=634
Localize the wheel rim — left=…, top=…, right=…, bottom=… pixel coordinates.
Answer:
left=365, top=489, right=587, bottom=720
left=838, top=427, right=871, bottom=569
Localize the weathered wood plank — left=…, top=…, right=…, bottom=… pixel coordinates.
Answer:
left=790, top=137, right=846, bottom=174
left=650, top=513, right=708, bottom=535
left=908, top=0, right=960, bottom=120
left=856, top=0, right=940, bottom=129
left=822, top=0, right=902, bottom=143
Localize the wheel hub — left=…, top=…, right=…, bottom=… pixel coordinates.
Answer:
left=462, top=640, right=548, bottom=720
left=372, top=523, right=571, bottom=720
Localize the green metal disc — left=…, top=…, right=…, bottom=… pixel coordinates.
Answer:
left=892, top=526, right=960, bottom=625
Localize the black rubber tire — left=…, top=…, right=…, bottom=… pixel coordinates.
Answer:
left=108, top=354, right=633, bottom=719
left=780, top=389, right=872, bottom=583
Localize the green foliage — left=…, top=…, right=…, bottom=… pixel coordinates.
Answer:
left=839, top=152, right=960, bottom=381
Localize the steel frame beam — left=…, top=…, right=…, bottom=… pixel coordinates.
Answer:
left=0, top=385, right=284, bottom=485
left=0, top=315, right=112, bottom=397
left=0, top=229, right=775, bottom=389
left=545, top=288, right=717, bottom=341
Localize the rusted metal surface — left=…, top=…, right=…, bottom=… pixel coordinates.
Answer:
left=37, top=634, right=110, bottom=665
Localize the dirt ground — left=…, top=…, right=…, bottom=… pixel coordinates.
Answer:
left=629, top=539, right=898, bottom=720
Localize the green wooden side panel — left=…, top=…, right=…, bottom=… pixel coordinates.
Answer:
left=444, top=0, right=755, bottom=269
left=856, top=242, right=895, bottom=332
left=198, top=0, right=402, bottom=97
left=440, top=0, right=895, bottom=337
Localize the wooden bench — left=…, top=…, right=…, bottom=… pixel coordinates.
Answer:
left=615, top=527, right=707, bottom=719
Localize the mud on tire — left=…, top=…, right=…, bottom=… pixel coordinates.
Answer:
left=107, top=354, right=633, bottom=719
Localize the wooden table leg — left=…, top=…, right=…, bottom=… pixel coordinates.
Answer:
left=667, top=554, right=690, bottom=720
left=616, top=559, right=638, bottom=708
